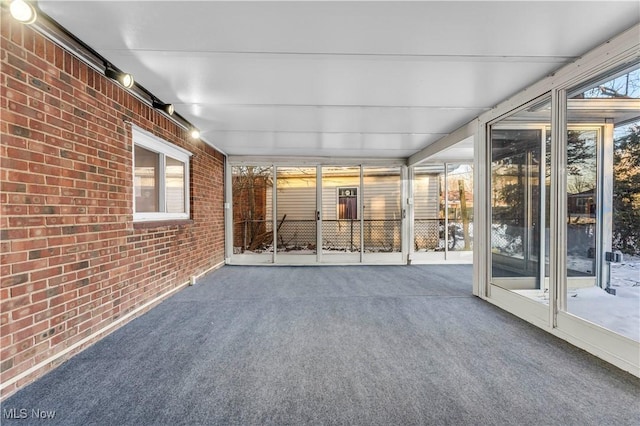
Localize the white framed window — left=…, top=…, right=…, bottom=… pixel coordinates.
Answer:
left=133, top=126, right=192, bottom=222
left=337, top=187, right=358, bottom=220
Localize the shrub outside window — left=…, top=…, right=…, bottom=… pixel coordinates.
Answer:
left=133, top=127, right=191, bottom=221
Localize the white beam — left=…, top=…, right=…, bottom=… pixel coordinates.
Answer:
left=408, top=119, right=478, bottom=166
left=478, top=23, right=640, bottom=125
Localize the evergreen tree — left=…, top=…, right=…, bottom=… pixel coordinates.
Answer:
left=613, top=123, right=640, bottom=255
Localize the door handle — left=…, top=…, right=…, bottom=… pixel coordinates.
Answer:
left=317, top=211, right=320, bottom=221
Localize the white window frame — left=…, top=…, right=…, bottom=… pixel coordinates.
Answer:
left=132, top=126, right=192, bottom=222
left=336, top=186, right=359, bottom=220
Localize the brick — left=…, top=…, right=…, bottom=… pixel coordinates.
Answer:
left=0, top=295, right=30, bottom=312
left=12, top=258, right=48, bottom=274
left=30, top=266, right=63, bottom=282
left=0, top=273, right=29, bottom=288
left=0, top=228, right=28, bottom=240
left=0, top=182, right=27, bottom=193
left=10, top=239, right=47, bottom=252
left=0, top=21, right=225, bottom=400
left=12, top=301, right=48, bottom=320
left=10, top=280, right=46, bottom=298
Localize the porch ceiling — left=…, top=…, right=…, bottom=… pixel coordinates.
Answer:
left=38, top=1, right=640, bottom=159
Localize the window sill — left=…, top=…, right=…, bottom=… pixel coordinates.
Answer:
left=133, top=219, right=194, bottom=230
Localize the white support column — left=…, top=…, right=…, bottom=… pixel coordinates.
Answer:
left=272, top=165, right=278, bottom=264
left=316, top=165, right=323, bottom=263
left=407, top=166, right=415, bottom=264
left=224, top=160, right=233, bottom=263
left=599, top=122, right=615, bottom=289
left=444, top=163, right=449, bottom=259
left=550, top=89, right=568, bottom=325
left=538, top=126, right=548, bottom=293
left=473, top=123, right=487, bottom=298
left=360, top=165, right=364, bottom=263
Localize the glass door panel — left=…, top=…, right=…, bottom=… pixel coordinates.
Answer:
left=321, top=166, right=361, bottom=262
left=565, top=65, right=640, bottom=341
left=566, top=130, right=598, bottom=281
left=231, top=165, right=274, bottom=263
left=363, top=167, right=403, bottom=261
left=413, top=165, right=445, bottom=256
left=446, top=163, right=474, bottom=253
left=490, top=98, right=551, bottom=301
left=275, top=166, right=317, bottom=261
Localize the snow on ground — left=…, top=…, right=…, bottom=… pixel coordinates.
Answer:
left=567, top=256, right=640, bottom=341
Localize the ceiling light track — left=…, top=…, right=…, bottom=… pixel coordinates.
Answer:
left=152, top=100, right=175, bottom=116
left=3, top=1, right=203, bottom=142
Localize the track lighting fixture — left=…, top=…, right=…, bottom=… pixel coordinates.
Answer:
left=104, top=66, right=134, bottom=89
left=190, top=128, right=200, bottom=139
left=152, top=100, right=175, bottom=116
left=9, top=0, right=37, bottom=24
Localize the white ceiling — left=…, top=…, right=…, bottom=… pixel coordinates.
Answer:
left=39, top=1, right=640, bottom=160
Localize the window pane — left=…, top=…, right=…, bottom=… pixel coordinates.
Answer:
left=166, top=157, right=185, bottom=213
left=321, top=166, right=361, bottom=254
left=363, top=166, right=402, bottom=253
left=414, top=164, right=445, bottom=252
left=275, top=166, right=317, bottom=254
left=567, top=130, right=597, bottom=277
left=490, top=97, right=551, bottom=303
left=134, top=146, right=159, bottom=213
left=565, top=63, right=640, bottom=342
left=338, top=188, right=358, bottom=220
left=232, top=166, right=273, bottom=254
left=572, top=68, right=639, bottom=99
left=447, top=163, right=473, bottom=251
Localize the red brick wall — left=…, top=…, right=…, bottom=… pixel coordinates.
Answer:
left=0, top=14, right=225, bottom=398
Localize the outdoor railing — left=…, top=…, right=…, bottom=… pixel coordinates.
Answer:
left=235, top=218, right=474, bottom=253
left=414, top=219, right=472, bottom=251
left=234, top=219, right=403, bottom=253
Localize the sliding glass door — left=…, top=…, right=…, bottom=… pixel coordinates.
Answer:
left=231, top=166, right=274, bottom=263
left=321, top=166, right=362, bottom=263
left=412, top=163, right=473, bottom=263
left=231, top=164, right=407, bottom=265
left=363, top=166, right=403, bottom=263
left=275, top=166, right=317, bottom=263
left=490, top=98, right=551, bottom=301
left=563, top=65, right=639, bottom=342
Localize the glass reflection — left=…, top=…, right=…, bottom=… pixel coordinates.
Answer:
left=363, top=167, right=402, bottom=253
left=275, top=167, right=317, bottom=254
left=565, top=65, right=640, bottom=341
left=490, top=98, right=551, bottom=301
left=231, top=166, right=273, bottom=254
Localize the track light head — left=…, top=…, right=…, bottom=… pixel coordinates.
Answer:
left=105, top=67, right=134, bottom=89
left=152, top=101, right=175, bottom=116
left=190, top=128, right=200, bottom=139
left=9, top=0, right=37, bottom=24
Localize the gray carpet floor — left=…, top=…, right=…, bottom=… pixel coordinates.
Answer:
left=2, top=265, right=639, bottom=425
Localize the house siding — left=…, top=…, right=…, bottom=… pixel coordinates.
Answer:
left=414, top=173, right=441, bottom=219
left=0, top=15, right=225, bottom=398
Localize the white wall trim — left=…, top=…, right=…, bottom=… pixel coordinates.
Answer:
left=228, top=156, right=407, bottom=167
